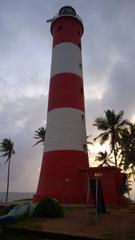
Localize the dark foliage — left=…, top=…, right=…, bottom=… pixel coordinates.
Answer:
left=33, top=127, right=45, bottom=147
left=93, top=109, right=129, bottom=167
left=33, top=197, right=64, bottom=218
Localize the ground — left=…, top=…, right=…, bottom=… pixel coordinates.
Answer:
left=1, top=205, right=135, bottom=239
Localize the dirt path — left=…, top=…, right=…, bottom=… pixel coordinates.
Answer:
left=34, top=208, right=135, bottom=238
left=1, top=207, right=135, bottom=239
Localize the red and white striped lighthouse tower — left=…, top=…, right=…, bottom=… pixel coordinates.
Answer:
left=33, top=6, right=89, bottom=203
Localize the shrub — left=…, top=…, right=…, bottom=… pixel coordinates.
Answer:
left=33, top=197, right=64, bottom=218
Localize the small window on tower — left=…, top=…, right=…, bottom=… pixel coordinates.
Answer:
left=80, top=87, right=83, bottom=95
left=83, top=144, right=87, bottom=152
left=78, top=43, right=81, bottom=49
left=57, top=25, right=63, bottom=31
left=81, top=114, right=85, bottom=121
left=79, top=62, right=82, bottom=69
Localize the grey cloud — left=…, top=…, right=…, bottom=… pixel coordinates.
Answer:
left=0, top=94, right=47, bottom=192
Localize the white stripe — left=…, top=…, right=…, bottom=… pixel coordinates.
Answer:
left=44, top=108, right=87, bottom=152
left=51, top=43, right=83, bottom=78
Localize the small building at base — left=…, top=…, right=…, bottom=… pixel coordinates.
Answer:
left=79, top=166, right=128, bottom=207
left=34, top=165, right=128, bottom=207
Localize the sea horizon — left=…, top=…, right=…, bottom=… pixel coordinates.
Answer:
left=0, top=192, right=34, bottom=202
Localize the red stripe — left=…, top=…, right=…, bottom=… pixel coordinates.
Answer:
left=48, top=73, right=85, bottom=112
left=33, top=150, right=89, bottom=203
left=51, top=17, right=83, bottom=48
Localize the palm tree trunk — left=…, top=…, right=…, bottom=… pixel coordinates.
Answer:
left=112, top=133, right=117, bottom=167
left=113, top=147, right=117, bottom=167
left=5, top=157, right=11, bottom=203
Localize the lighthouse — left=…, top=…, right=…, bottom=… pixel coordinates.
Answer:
left=33, top=6, right=89, bottom=203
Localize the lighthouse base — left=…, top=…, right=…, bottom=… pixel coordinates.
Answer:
left=33, top=164, right=128, bottom=206
left=33, top=150, right=89, bottom=203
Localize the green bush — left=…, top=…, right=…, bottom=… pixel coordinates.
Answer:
left=33, top=197, right=64, bottom=218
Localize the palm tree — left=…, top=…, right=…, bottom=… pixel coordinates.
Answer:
left=93, top=110, right=128, bottom=167
left=0, top=138, right=15, bottom=202
left=33, top=127, right=46, bottom=147
left=95, top=151, right=113, bottom=167
left=119, top=123, right=135, bottom=178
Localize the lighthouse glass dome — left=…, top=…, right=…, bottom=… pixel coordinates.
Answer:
left=59, top=6, right=76, bottom=16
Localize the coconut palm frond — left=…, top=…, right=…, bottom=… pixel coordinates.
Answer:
left=33, top=127, right=46, bottom=147
left=95, top=151, right=113, bottom=167
left=94, top=131, right=107, bottom=142
left=93, top=117, right=109, bottom=130
left=100, top=132, right=109, bottom=145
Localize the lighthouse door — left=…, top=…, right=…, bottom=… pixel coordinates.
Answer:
left=90, top=178, right=106, bottom=214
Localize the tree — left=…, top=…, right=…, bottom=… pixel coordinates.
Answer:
left=33, top=127, right=46, bottom=147
left=0, top=138, right=15, bottom=202
left=93, top=110, right=128, bottom=167
left=95, top=151, right=113, bottom=167
left=118, top=123, right=135, bottom=180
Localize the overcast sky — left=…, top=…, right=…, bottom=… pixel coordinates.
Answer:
left=0, top=0, right=135, bottom=197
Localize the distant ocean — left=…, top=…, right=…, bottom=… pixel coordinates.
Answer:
left=0, top=192, right=34, bottom=202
